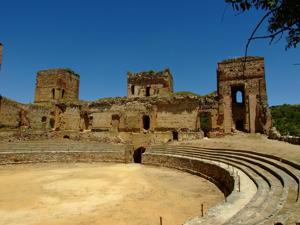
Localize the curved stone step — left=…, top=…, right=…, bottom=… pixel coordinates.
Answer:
left=147, top=146, right=294, bottom=225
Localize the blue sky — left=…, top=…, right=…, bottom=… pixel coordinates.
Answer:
left=0, top=0, right=299, bottom=105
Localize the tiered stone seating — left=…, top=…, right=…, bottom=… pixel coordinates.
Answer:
left=0, top=140, right=299, bottom=224
left=145, top=145, right=300, bottom=225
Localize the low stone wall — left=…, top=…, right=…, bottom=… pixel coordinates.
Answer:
left=0, top=151, right=125, bottom=165
left=268, top=127, right=300, bottom=145
left=143, top=154, right=234, bottom=197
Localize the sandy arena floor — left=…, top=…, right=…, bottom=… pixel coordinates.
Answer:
left=0, top=163, right=223, bottom=225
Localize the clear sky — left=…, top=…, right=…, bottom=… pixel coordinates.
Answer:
left=0, top=0, right=299, bottom=106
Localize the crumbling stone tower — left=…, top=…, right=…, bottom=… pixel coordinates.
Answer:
left=0, top=43, right=3, bottom=70
left=127, top=69, right=173, bottom=97
left=34, top=69, right=80, bottom=103
left=217, top=57, right=272, bottom=134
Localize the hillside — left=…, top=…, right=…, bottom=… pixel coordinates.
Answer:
left=270, top=104, right=300, bottom=136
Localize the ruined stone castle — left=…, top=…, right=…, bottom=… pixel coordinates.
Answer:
left=0, top=43, right=272, bottom=145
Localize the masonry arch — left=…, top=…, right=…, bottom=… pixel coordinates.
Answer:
left=111, top=114, right=120, bottom=131
left=231, top=85, right=246, bottom=131
left=133, top=147, right=146, bottom=163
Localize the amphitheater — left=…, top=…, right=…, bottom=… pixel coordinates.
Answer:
left=0, top=43, right=300, bottom=224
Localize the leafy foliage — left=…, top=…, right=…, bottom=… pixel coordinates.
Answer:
left=226, top=0, right=300, bottom=49
left=270, top=104, right=300, bottom=136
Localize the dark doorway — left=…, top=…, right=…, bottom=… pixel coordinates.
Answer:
left=143, top=115, right=150, bottom=130
left=62, top=89, right=65, bottom=99
left=83, top=113, right=89, bottom=130
left=231, top=85, right=246, bottom=132
left=146, top=87, right=151, bottom=96
left=131, top=85, right=135, bottom=95
left=41, top=116, right=47, bottom=123
left=236, top=119, right=244, bottom=131
left=133, top=147, right=145, bottom=163
left=200, top=112, right=211, bottom=137
left=172, top=131, right=178, bottom=141
left=52, top=89, right=55, bottom=99
left=111, top=114, right=120, bottom=131
left=49, top=118, right=55, bottom=129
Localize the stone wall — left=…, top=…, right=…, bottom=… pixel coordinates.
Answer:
left=268, top=127, right=300, bottom=145
left=143, top=154, right=234, bottom=197
left=0, top=97, right=24, bottom=129
left=34, top=69, right=80, bottom=103
left=0, top=97, right=52, bottom=130
left=127, top=69, right=173, bottom=97
left=0, top=151, right=125, bottom=164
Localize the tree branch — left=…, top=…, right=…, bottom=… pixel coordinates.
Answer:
left=242, top=5, right=283, bottom=78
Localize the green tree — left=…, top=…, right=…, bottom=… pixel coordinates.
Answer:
left=225, top=0, right=300, bottom=49
left=270, top=104, right=300, bottom=136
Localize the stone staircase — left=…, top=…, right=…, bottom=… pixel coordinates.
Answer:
left=145, top=145, right=300, bottom=225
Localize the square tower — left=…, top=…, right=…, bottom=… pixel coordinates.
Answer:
left=217, top=56, right=271, bottom=134
left=34, top=69, right=80, bottom=103
left=127, top=69, right=173, bottom=97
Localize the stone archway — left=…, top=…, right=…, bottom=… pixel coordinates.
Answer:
left=133, top=147, right=146, bottom=163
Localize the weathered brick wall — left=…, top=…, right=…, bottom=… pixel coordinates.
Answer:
left=34, top=69, right=79, bottom=103
left=0, top=97, right=23, bottom=128
left=127, top=69, right=173, bottom=97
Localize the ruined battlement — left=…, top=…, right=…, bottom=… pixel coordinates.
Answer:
left=217, top=56, right=265, bottom=81
left=127, top=69, right=173, bottom=97
left=34, top=68, right=80, bottom=103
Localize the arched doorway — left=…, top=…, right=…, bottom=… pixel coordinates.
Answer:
left=133, top=147, right=146, bottom=163
left=143, top=115, right=150, bottom=130
left=172, top=131, right=178, bottom=141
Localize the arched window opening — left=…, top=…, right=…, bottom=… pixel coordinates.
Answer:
left=62, top=89, right=65, bottom=99
left=52, top=89, right=55, bottom=99
left=63, top=135, right=70, bottom=139
left=131, top=85, right=135, bottom=95
left=146, top=86, right=151, bottom=96
left=41, top=116, right=47, bottom=123
left=143, top=115, right=150, bottom=130
left=172, top=131, right=178, bottom=141
left=236, top=91, right=243, bottom=103
left=231, top=86, right=245, bottom=104
left=133, top=147, right=146, bottom=163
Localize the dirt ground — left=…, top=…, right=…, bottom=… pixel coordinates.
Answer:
left=0, top=163, right=223, bottom=225
left=178, top=133, right=300, bottom=163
